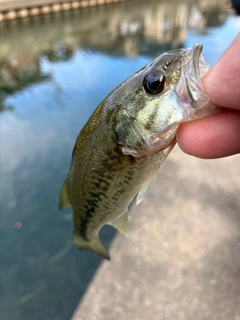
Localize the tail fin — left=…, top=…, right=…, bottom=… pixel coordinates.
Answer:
left=73, top=230, right=110, bottom=260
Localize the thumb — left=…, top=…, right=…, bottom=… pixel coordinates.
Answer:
left=202, top=33, right=240, bottom=110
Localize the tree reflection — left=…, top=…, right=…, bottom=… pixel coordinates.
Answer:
left=0, top=59, right=50, bottom=112
left=42, top=45, right=74, bottom=62
left=0, top=98, right=13, bottom=113
left=0, top=0, right=231, bottom=111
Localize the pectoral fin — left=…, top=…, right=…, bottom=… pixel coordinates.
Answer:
left=108, top=210, right=128, bottom=236
left=136, top=168, right=159, bottom=205
left=59, top=179, right=71, bottom=210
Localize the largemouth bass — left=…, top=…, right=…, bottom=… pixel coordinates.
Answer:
left=60, top=43, right=216, bottom=260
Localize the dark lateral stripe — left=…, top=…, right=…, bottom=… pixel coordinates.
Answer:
left=144, top=107, right=158, bottom=131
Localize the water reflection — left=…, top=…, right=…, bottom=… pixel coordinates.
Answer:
left=0, top=0, right=238, bottom=319
left=0, top=0, right=233, bottom=108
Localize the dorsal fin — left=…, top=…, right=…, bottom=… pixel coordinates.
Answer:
left=59, top=179, right=71, bottom=210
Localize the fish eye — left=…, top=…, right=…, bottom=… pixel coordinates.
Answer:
left=143, top=71, right=166, bottom=95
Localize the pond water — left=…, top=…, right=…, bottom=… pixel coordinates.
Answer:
left=0, top=1, right=239, bottom=319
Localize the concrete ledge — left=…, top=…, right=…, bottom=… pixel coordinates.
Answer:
left=72, top=146, right=240, bottom=320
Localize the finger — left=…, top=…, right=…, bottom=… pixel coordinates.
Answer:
left=202, top=33, right=240, bottom=110
left=177, top=109, right=240, bottom=159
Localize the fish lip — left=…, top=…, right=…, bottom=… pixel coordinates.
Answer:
left=192, top=42, right=203, bottom=80
left=175, top=42, right=210, bottom=114
left=185, top=42, right=210, bottom=109
left=191, top=42, right=209, bottom=82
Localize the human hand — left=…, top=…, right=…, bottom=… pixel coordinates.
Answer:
left=177, top=33, right=240, bottom=159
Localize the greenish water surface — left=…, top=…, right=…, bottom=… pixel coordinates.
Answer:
left=0, top=1, right=239, bottom=319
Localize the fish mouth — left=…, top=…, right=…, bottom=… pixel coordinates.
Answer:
left=175, top=42, right=210, bottom=115
left=192, top=42, right=207, bottom=80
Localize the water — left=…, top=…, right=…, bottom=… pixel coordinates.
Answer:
left=0, top=1, right=239, bottom=319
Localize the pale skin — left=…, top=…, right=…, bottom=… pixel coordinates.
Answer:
left=177, top=33, right=240, bottom=159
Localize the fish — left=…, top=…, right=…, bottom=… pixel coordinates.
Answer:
left=60, top=42, right=217, bottom=260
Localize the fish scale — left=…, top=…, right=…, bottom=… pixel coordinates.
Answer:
left=60, top=43, right=217, bottom=259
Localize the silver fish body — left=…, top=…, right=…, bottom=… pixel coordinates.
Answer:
left=60, top=43, right=215, bottom=259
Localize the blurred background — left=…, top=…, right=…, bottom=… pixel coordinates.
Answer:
left=0, top=0, right=240, bottom=319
